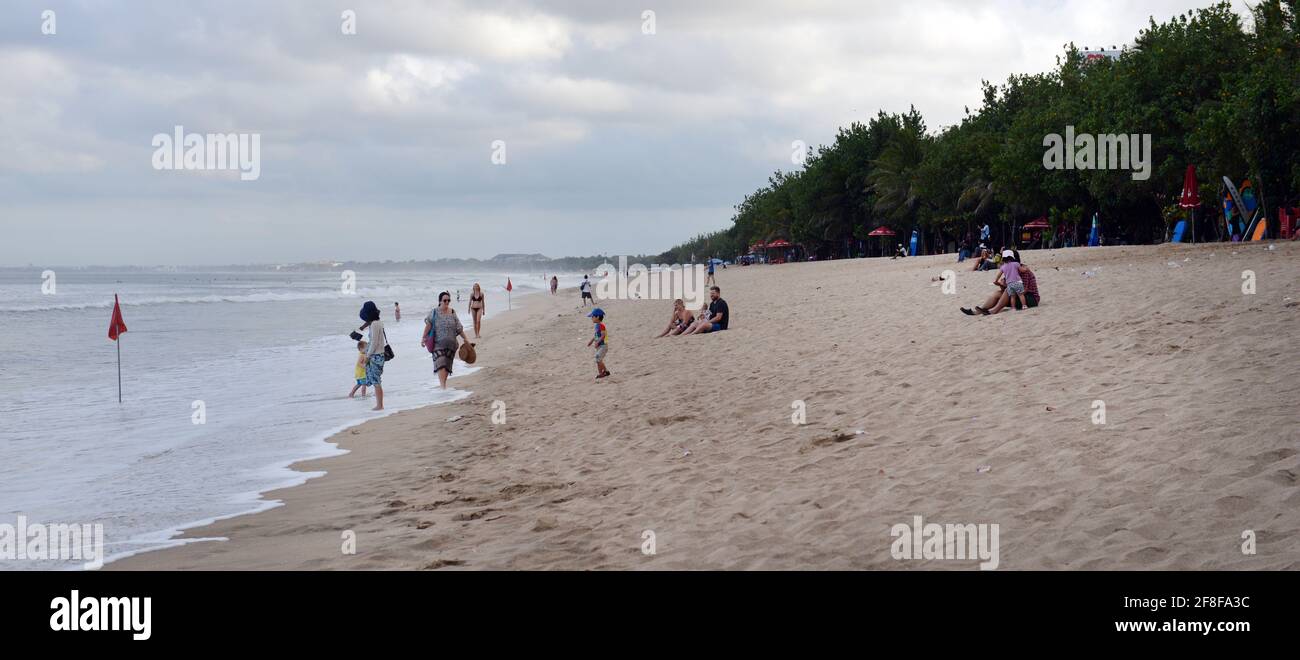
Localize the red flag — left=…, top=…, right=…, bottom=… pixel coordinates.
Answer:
left=506, top=278, right=513, bottom=292
left=108, top=294, right=128, bottom=341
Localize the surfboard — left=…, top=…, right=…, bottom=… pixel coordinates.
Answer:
left=1224, top=176, right=1260, bottom=240
left=1172, top=220, right=1187, bottom=243
left=1248, top=215, right=1268, bottom=241
left=1241, top=180, right=1258, bottom=214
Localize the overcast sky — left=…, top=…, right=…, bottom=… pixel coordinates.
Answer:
left=1, top=0, right=1233, bottom=266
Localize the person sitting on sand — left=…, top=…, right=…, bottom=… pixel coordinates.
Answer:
left=972, top=245, right=998, bottom=272
left=961, top=250, right=1040, bottom=315
left=683, top=286, right=728, bottom=334
left=657, top=299, right=696, bottom=337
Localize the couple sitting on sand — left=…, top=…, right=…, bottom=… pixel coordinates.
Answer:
left=961, top=249, right=1040, bottom=316
left=657, top=286, right=730, bottom=337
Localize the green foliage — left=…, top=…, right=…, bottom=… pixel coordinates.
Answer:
left=663, top=1, right=1299, bottom=258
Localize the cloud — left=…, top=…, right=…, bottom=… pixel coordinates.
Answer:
left=0, top=0, right=1230, bottom=265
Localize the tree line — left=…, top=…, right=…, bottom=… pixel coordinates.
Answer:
left=657, top=1, right=1299, bottom=263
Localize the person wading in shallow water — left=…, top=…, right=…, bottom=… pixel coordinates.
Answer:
left=350, top=301, right=387, bottom=411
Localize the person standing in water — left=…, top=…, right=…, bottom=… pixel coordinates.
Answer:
left=468, top=283, right=486, bottom=339
left=351, top=301, right=387, bottom=411
left=394, top=302, right=401, bottom=323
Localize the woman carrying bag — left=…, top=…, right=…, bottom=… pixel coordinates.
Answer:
left=350, top=301, right=391, bottom=411
left=424, top=291, right=474, bottom=390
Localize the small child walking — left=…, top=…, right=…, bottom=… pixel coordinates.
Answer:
left=999, top=250, right=1027, bottom=310
left=348, top=341, right=369, bottom=397
left=586, top=308, right=611, bottom=379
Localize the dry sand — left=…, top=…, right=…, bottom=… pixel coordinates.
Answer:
left=111, top=242, right=1300, bottom=570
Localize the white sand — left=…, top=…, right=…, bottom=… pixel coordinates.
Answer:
left=112, top=242, right=1300, bottom=570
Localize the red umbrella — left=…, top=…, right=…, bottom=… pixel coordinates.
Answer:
left=866, top=227, right=896, bottom=256
left=766, top=239, right=792, bottom=247
left=1179, top=165, right=1200, bottom=208
left=1023, top=217, right=1050, bottom=229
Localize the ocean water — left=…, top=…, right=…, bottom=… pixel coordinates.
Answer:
left=0, top=269, right=577, bottom=569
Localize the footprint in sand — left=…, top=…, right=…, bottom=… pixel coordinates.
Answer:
left=1214, top=495, right=1256, bottom=515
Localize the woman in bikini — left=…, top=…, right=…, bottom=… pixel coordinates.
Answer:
left=467, top=283, right=485, bottom=339
left=656, top=299, right=696, bottom=337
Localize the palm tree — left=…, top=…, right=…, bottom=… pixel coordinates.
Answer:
left=867, top=128, right=926, bottom=223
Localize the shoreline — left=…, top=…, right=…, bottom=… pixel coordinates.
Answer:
left=107, top=287, right=558, bottom=570
left=112, top=244, right=1300, bottom=570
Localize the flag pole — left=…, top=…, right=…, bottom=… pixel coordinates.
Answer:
left=117, top=334, right=122, bottom=404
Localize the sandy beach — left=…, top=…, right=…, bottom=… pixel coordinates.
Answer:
left=111, top=243, right=1300, bottom=570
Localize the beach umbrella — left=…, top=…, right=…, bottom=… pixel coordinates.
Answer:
left=1023, top=217, right=1050, bottom=249
left=867, top=226, right=895, bottom=256
left=1179, top=165, right=1199, bottom=243
left=765, top=239, right=793, bottom=263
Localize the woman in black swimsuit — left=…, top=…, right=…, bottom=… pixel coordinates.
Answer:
left=468, top=283, right=485, bottom=339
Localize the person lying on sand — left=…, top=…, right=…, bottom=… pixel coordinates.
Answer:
left=657, top=299, right=696, bottom=337
left=961, top=250, right=1040, bottom=315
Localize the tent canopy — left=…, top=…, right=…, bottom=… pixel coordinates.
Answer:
left=867, top=226, right=896, bottom=237
left=1023, top=217, right=1050, bottom=230
left=765, top=239, right=793, bottom=248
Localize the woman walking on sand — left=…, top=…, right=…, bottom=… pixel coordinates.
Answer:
left=425, top=291, right=474, bottom=389
left=468, top=283, right=486, bottom=338
left=550, top=275, right=558, bottom=295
